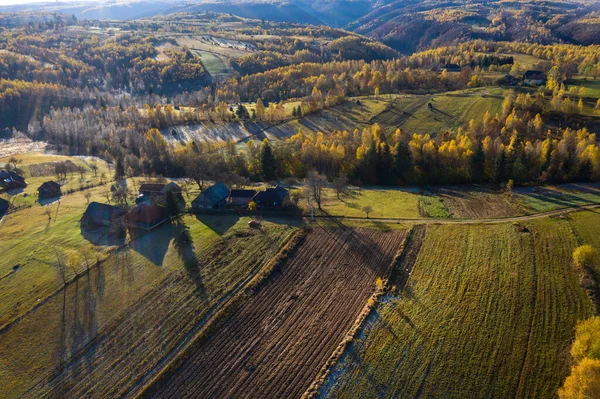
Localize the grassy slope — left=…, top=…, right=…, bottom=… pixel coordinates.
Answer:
left=398, top=90, right=504, bottom=134
left=0, top=189, right=297, bottom=398
left=324, top=219, right=592, bottom=399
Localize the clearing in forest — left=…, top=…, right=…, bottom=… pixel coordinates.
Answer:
left=321, top=219, right=592, bottom=399
left=148, top=226, right=405, bottom=399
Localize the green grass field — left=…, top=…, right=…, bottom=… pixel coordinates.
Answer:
left=264, top=89, right=505, bottom=139
left=322, top=219, right=592, bottom=398
left=566, top=79, right=600, bottom=99
left=192, top=50, right=229, bottom=77
left=300, top=187, right=421, bottom=219
left=418, top=194, right=450, bottom=217
left=515, top=184, right=600, bottom=213
left=0, top=153, right=111, bottom=207
left=398, top=90, right=504, bottom=134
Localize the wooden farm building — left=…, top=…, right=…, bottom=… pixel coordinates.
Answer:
left=126, top=203, right=167, bottom=230
left=37, top=181, right=61, bottom=200
left=228, top=189, right=257, bottom=206
left=192, top=182, right=229, bottom=210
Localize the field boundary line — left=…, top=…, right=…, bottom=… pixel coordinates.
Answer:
left=133, top=228, right=308, bottom=399
left=302, top=227, right=413, bottom=399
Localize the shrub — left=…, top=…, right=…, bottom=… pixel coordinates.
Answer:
left=573, top=245, right=597, bottom=270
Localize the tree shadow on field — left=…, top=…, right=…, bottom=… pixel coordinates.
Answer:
left=314, top=213, right=390, bottom=274
left=195, top=213, right=239, bottom=236
left=172, top=218, right=207, bottom=300
left=128, top=223, right=175, bottom=266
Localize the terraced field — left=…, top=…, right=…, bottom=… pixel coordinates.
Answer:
left=148, top=226, right=406, bottom=399
left=321, top=219, right=592, bottom=398
left=0, top=222, right=297, bottom=399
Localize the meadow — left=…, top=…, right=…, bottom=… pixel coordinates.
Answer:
left=321, top=219, right=593, bottom=398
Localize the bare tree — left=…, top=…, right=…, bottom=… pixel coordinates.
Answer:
left=84, top=190, right=92, bottom=204
left=307, top=170, right=327, bottom=210
left=362, top=205, right=373, bottom=218
left=90, top=161, right=98, bottom=177
left=44, top=206, right=52, bottom=221
left=333, top=175, right=348, bottom=199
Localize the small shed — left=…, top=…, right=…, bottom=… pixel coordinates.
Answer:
left=252, top=185, right=289, bottom=209
left=523, top=70, right=546, bottom=85
left=126, top=203, right=167, bottom=230
left=228, top=189, right=257, bottom=206
left=443, top=63, right=461, bottom=73
left=192, top=182, right=229, bottom=210
left=81, top=202, right=126, bottom=229
left=38, top=181, right=61, bottom=200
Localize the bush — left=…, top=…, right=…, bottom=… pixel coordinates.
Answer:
left=573, top=245, right=597, bottom=270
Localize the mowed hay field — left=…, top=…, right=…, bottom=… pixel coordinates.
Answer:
left=321, top=219, right=593, bottom=399
left=148, top=226, right=406, bottom=399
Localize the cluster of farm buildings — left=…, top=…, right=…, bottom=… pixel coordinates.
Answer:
left=81, top=181, right=289, bottom=233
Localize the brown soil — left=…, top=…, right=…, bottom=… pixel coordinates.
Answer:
left=437, top=186, right=522, bottom=218
left=150, top=227, right=405, bottom=399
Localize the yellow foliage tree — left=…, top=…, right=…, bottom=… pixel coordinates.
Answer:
left=559, top=358, right=600, bottom=399
left=573, top=245, right=597, bottom=271
left=571, top=317, right=600, bottom=363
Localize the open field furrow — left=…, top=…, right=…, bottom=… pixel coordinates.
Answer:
left=178, top=232, right=355, bottom=398
left=178, top=232, right=346, bottom=396
left=149, top=228, right=405, bottom=399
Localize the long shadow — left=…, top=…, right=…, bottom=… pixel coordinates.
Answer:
left=172, top=219, right=207, bottom=300
left=195, top=213, right=240, bottom=235
left=522, top=187, right=596, bottom=209
left=39, top=196, right=62, bottom=206
left=128, top=223, right=175, bottom=266
left=81, top=225, right=126, bottom=247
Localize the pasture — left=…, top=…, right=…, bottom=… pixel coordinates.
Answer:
left=321, top=219, right=593, bottom=398
left=264, top=89, right=505, bottom=138
left=299, top=187, right=422, bottom=219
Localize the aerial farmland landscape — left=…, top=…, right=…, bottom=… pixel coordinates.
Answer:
left=1, top=0, right=600, bottom=398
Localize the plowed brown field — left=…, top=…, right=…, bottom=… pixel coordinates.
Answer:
left=150, top=227, right=405, bottom=399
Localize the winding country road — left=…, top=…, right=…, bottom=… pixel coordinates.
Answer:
left=299, top=202, right=600, bottom=225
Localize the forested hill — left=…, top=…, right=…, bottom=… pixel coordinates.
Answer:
left=2, top=0, right=599, bottom=52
